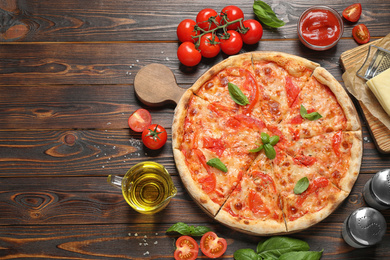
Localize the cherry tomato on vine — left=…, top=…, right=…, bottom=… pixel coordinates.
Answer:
left=198, top=33, right=220, bottom=58
left=177, top=42, right=202, bottom=67
left=220, top=30, right=243, bottom=55
left=196, top=8, right=221, bottom=30
left=128, top=108, right=152, bottom=132
left=141, top=124, right=167, bottom=150
left=200, top=231, right=227, bottom=258
left=342, top=3, right=362, bottom=23
left=177, top=19, right=198, bottom=43
left=352, top=24, right=370, bottom=44
left=174, top=236, right=199, bottom=260
left=220, top=5, right=244, bottom=30
left=240, top=19, right=263, bottom=45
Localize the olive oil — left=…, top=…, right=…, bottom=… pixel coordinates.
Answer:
left=119, top=162, right=177, bottom=214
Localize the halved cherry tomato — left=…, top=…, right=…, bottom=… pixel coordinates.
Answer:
left=352, top=24, right=370, bottom=44
left=128, top=108, right=152, bottom=132
left=220, top=30, right=243, bottom=55
left=220, top=5, right=244, bottom=30
left=174, top=236, right=199, bottom=260
left=240, top=19, right=263, bottom=45
left=196, top=8, right=221, bottom=30
left=200, top=231, right=227, bottom=258
left=198, top=33, right=220, bottom=58
left=177, top=42, right=202, bottom=67
left=342, top=3, right=362, bottom=23
left=141, top=124, right=167, bottom=150
left=177, top=19, right=198, bottom=43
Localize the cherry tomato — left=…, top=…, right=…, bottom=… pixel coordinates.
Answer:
left=220, top=5, right=244, bottom=30
left=200, top=231, right=227, bottom=258
left=342, top=3, right=362, bottom=23
left=240, top=19, right=263, bottom=45
left=128, top=108, right=152, bottom=132
left=196, top=8, right=221, bottom=30
left=141, top=124, right=167, bottom=150
left=198, top=33, right=220, bottom=58
left=220, top=30, right=243, bottom=55
left=174, top=236, right=199, bottom=260
left=177, top=42, right=202, bottom=67
left=352, top=24, right=370, bottom=44
left=177, top=19, right=198, bottom=43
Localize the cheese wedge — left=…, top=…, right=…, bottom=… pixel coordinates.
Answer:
left=366, top=67, right=390, bottom=117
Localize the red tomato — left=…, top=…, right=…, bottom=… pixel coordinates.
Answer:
left=220, top=5, right=244, bottom=30
left=196, top=8, right=221, bottom=30
left=141, top=124, right=167, bottom=150
left=248, top=189, right=270, bottom=216
left=128, top=108, right=152, bottom=132
left=200, top=231, right=227, bottom=258
left=177, top=42, right=202, bottom=67
left=177, top=19, right=198, bottom=43
left=352, top=24, right=370, bottom=44
left=198, top=33, right=220, bottom=58
left=174, top=236, right=199, bottom=260
left=342, top=3, right=362, bottom=23
left=199, top=174, right=216, bottom=194
left=220, top=30, right=243, bottom=55
left=240, top=19, right=263, bottom=45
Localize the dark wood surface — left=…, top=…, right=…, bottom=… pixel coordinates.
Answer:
left=1, top=0, right=390, bottom=259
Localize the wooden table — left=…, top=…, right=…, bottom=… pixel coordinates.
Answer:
left=1, top=0, right=390, bottom=259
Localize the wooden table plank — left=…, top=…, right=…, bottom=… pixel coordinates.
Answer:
left=0, top=0, right=388, bottom=42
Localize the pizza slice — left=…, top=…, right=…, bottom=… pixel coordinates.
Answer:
left=273, top=148, right=348, bottom=232
left=251, top=52, right=318, bottom=126
left=215, top=153, right=286, bottom=235
left=173, top=145, right=257, bottom=216
left=280, top=67, right=360, bottom=140
left=283, top=130, right=362, bottom=193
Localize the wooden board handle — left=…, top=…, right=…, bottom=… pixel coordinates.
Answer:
left=134, top=63, right=186, bottom=107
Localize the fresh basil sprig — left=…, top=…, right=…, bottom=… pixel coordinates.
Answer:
left=207, top=158, right=228, bottom=172
left=253, top=1, right=285, bottom=28
left=234, top=236, right=323, bottom=260
left=166, top=222, right=211, bottom=236
left=300, top=105, right=322, bottom=121
left=249, top=132, right=279, bottom=160
left=228, top=82, right=249, bottom=106
left=294, top=177, right=310, bottom=195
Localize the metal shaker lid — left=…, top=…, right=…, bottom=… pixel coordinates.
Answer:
left=347, top=207, right=387, bottom=246
left=371, top=169, right=390, bottom=206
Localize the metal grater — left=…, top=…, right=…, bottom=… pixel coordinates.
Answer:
left=357, top=45, right=390, bottom=80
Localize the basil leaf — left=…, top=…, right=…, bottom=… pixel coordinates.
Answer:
left=253, top=1, right=285, bottom=28
left=269, top=135, right=280, bottom=146
left=294, top=177, right=310, bottom=195
left=249, top=144, right=264, bottom=153
left=300, top=105, right=322, bottom=121
left=228, top=82, right=249, bottom=106
left=234, top=249, right=260, bottom=260
left=261, top=132, right=270, bottom=144
left=278, top=250, right=323, bottom=260
left=166, top=222, right=211, bottom=236
left=207, top=158, right=228, bottom=172
left=264, top=143, right=276, bottom=159
left=304, top=112, right=322, bottom=121
left=257, top=236, right=310, bottom=259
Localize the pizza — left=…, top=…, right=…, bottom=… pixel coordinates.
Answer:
left=172, top=52, right=362, bottom=235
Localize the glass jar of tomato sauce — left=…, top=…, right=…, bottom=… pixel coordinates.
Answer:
left=298, top=6, right=344, bottom=51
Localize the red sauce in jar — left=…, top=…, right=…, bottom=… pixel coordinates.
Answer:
left=299, top=8, right=341, bottom=47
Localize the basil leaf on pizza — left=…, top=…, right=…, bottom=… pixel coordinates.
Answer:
left=228, top=82, right=249, bottom=106
left=261, top=132, right=270, bottom=144
left=300, top=105, right=322, bottom=121
left=249, top=144, right=264, bottom=153
left=294, top=177, right=310, bottom=194
left=207, top=158, right=228, bottom=172
left=269, top=135, right=280, bottom=146
left=263, top=143, right=276, bottom=159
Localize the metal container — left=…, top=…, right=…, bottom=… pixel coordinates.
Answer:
left=342, top=207, right=387, bottom=248
left=363, top=169, right=390, bottom=210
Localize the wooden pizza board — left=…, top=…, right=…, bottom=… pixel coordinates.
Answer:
left=339, top=39, right=390, bottom=154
